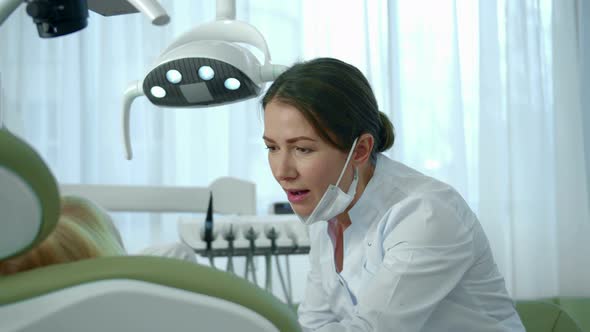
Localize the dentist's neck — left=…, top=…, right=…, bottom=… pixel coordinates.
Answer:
left=334, top=162, right=375, bottom=229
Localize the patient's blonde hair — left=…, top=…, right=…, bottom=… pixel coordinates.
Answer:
left=0, top=195, right=125, bottom=275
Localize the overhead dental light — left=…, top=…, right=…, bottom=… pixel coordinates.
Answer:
left=122, top=0, right=288, bottom=160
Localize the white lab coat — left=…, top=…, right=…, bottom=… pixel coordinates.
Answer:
left=298, top=154, right=525, bottom=332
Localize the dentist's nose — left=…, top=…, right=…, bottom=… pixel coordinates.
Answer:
left=274, top=152, right=297, bottom=182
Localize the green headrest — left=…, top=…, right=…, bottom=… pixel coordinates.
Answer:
left=0, top=128, right=60, bottom=260
left=0, top=256, right=301, bottom=332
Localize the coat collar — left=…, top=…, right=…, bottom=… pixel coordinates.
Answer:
left=348, top=153, right=391, bottom=229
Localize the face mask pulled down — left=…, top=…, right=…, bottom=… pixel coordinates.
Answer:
left=294, top=138, right=359, bottom=226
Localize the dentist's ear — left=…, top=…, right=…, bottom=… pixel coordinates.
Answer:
left=352, top=133, right=374, bottom=166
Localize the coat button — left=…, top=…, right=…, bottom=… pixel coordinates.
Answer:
left=367, top=242, right=372, bottom=247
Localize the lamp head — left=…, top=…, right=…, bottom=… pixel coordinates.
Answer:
left=143, top=40, right=264, bottom=108
left=122, top=19, right=288, bottom=160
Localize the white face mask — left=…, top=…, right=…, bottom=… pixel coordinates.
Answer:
left=295, top=138, right=359, bottom=225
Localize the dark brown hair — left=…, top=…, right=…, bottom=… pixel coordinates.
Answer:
left=262, top=57, right=394, bottom=164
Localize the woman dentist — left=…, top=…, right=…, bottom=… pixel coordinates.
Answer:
left=262, top=58, right=525, bottom=332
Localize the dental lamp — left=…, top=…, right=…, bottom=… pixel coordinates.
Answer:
left=0, top=0, right=169, bottom=38
left=122, top=0, right=288, bottom=160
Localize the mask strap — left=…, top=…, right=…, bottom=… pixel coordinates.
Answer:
left=336, top=137, right=359, bottom=186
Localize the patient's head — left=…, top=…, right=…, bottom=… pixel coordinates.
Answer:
left=0, top=195, right=125, bottom=275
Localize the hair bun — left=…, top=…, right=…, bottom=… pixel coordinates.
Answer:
left=377, top=111, right=395, bottom=152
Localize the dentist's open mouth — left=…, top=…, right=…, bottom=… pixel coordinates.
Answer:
left=287, top=190, right=310, bottom=203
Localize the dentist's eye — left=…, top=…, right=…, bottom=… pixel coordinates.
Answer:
left=295, top=147, right=312, bottom=154
left=265, top=145, right=277, bottom=152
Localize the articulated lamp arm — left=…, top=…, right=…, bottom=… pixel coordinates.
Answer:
left=0, top=0, right=169, bottom=28
left=112, top=0, right=169, bottom=25
left=0, top=0, right=20, bottom=26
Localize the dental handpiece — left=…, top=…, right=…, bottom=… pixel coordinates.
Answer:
left=203, top=193, right=214, bottom=250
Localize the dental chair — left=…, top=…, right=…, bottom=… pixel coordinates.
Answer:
left=0, top=128, right=301, bottom=332
left=515, top=300, right=583, bottom=332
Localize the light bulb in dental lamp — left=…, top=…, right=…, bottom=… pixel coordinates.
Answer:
left=122, top=18, right=288, bottom=160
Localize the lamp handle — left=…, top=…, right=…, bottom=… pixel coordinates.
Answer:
left=122, top=80, right=144, bottom=160
left=161, top=19, right=272, bottom=64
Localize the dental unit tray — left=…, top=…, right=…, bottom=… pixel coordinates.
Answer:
left=178, top=215, right=310, bottom=257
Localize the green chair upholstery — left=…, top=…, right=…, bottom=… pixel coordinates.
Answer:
left=0, top=256, right=301, bottom=331
left=554, top=297, right=590, bottom=332
left=0, top=128, right=301, bottom=332
left=521, top=297, right=590, bottom=331
left=516, top=300, right=583, bottom=332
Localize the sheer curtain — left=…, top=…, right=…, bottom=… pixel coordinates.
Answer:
left=0, top=0, right=588, bottom=299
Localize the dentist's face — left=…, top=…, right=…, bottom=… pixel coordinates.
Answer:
left=263, top=100, right=351, bottom=217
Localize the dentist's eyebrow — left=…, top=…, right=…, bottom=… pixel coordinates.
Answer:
left=262, top=136, right=276, bottom=143
left=262, top=136, right=316, bottom=143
